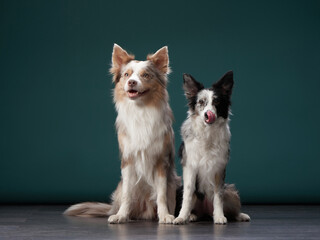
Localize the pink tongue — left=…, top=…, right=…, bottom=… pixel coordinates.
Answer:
left=205, top=111, right=216, bottom=124
left=128, top=91, right=139, bottom=98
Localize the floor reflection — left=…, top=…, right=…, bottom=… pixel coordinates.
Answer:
left=64, top=215, right=251, bottom=240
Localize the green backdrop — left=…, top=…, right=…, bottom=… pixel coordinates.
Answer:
left=1, top=0, right=320, bottom=204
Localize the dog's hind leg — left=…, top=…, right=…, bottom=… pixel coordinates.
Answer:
left=167, top=182, right=177, bottom=216
left=223, top=184, right=250, bottom=222
left=189, top=194, right=198, bottom=222
left=236, top=213, right=251, bottom=221
left=108, top=163, right=134, bottom=224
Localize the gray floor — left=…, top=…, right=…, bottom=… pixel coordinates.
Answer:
left=0, top=205, right=319, bottom=240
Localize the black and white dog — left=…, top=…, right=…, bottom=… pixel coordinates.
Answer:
left=173, top=71, right=250, bottom=224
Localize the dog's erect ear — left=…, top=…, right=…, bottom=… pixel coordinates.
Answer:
left=147, top=46, right=170, bottom=74
left=183, top=74, right=204, bottom=99
left=110, top=44, right=135, bottom=83
left=111, top=44, right=134, bottom=70
left=213, top=71, right=234, bottom=96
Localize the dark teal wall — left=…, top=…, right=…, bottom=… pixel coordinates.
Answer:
left=1, top=0, right=320, bottom=204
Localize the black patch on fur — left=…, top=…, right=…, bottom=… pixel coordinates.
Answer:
left=222, top=168, right=226, bottom=182
left=209, top=88, right=231, bottom=119
left=183, top=74, right=204, bottom=111
left=175, top=186, right=183, bottom=217
left=178, top=141, right=185, bottom=159
left=210, top=70, right=234, bottom=119
left=195, top=175, right=205, bottom=201
left=188, top=96, right=198, bottom=111
left=182, top=71, right=233, bottom=118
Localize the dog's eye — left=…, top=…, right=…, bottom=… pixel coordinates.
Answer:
left=198, top=99, right=204, bottom=105
left=143, top=73, right=149, bottom=78
left=124, top=73, right=129, bottom=77
left=213, top=98, right=219, bottom=105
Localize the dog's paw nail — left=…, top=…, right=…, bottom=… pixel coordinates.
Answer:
left=189, top=214, right=197, bottom=222
left=173, top=217, right=187, bottom=225
left=214, top=215, right=227, bottom=224
left=108, top=214, right=127, bottom=224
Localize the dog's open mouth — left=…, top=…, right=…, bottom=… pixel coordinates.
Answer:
left=205, top=110, right=216, bottom=124
left=127, top=89, right=149, bottom=99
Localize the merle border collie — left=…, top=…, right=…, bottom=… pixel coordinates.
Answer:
left=64, top=44, right=180, bottom=224
left=173, top=71, right=250, bottom=224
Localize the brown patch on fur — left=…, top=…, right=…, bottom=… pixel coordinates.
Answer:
left=214, top=173, right=222, bottom=192
left=110, top=44, right=135, bottom=83
left=147, top=46, right=170, bottom=74
left=123, top=68, right=133, bottom=78
left=121, top=156, right=133, bottom=169
left=163, top=131, right=173, bottom=156
left=155, top=132, right=174, bottom=177
left=155, top=157, right=166, bottom=177
left=113, top=73, right=127, bottom=103
left=223, top=184, right=241, bottom=219
left=117, top=132, right=125, bottom=153
left=130, top=192, right=157, bottom=220
left=139, top=64, right=170, bottom=108
left=111, top=46, right=171, bottom=108
left=139, top=69, right=152, bottom=81
left=113, top=61, right=170, bottom=108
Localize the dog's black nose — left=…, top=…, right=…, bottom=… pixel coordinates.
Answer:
left=128, top=80, right=137, bottom=87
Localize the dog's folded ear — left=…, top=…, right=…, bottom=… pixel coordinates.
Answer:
left=213, top=71, right=234, bottom=97
left=183, top=74, right=204, bottom=99
left=147, top=47, right=170, bottom=74
left=110, top=44, right=135, bottom=83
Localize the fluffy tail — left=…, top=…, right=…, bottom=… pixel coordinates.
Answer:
left=223, top=184, right=241, bottom=218
left=223, top=184, right=250, bottom=221
left=64, top=202, right=112, bottom=218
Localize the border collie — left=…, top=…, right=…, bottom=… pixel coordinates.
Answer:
left=173, top=71, right=250, bottom=224
left=64, top=44, right=180, bottom=224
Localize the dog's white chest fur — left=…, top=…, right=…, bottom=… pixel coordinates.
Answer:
left=116, top=100, right=169, bottom=155
left=116, top=100, right=171, bottom=184
left=182, top=117, right=231, bottom=184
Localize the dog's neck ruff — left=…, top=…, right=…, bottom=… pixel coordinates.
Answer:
left=115, top=100, right=171, bottom=158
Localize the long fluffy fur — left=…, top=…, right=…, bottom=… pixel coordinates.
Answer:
left=64, top=44, right=180, bottom=224
left=64, top=202, right=112, bottom=217
left=174, top=72, right=250, bottom=224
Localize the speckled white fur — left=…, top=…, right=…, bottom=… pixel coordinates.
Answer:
left=174, top=89, right=230, bottom=224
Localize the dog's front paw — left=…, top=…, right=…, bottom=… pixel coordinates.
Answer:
left=108, top=214, right=128, bottom=224
left=173, top=217, right=188, bottom=225
left=214, top=215, right=227, bottom=225
left=159, top=214, right=175, bottom=224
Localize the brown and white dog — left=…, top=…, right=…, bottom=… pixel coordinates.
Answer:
left=64, top=44, right=180, bottom=224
